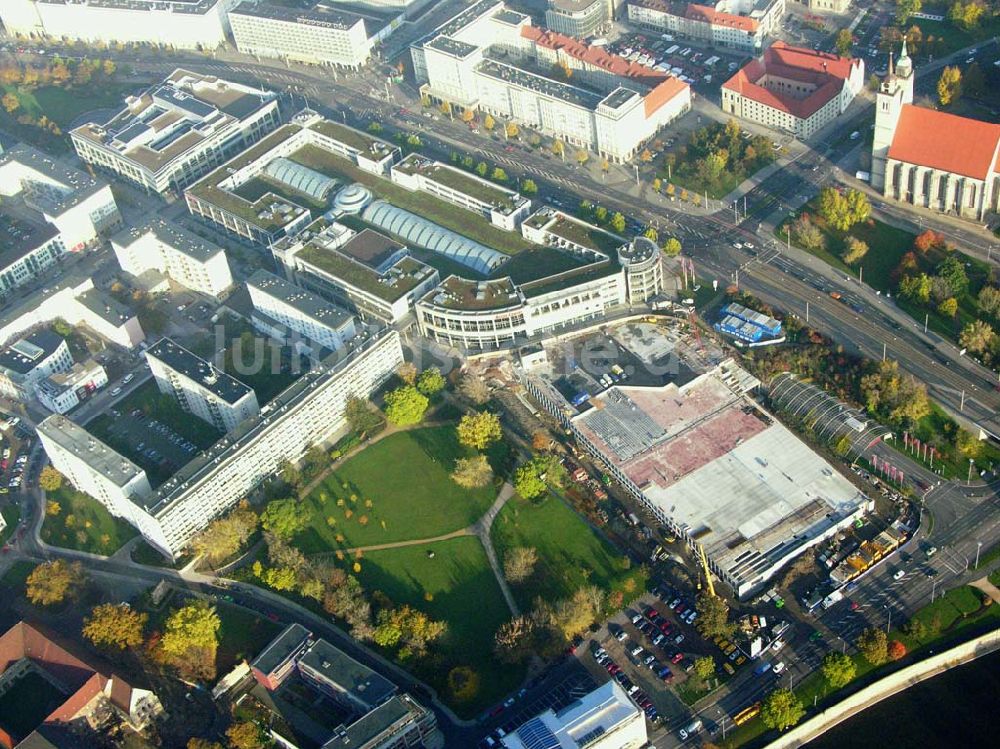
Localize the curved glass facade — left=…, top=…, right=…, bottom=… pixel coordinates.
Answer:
left=361, top=200, right=507, bottom=275
left=264, top=158, right=338, bottom=202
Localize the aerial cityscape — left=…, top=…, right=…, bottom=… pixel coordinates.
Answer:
left=0, top=0, right=998, bottom=747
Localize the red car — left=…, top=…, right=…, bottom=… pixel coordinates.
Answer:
left=645, top=607, right=658, bottom=620
left=671, top=653, right=684, bottom=664
left=607, top=664, right=621, bottom=675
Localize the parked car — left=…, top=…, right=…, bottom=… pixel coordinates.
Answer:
left=772, top=662, right=786, bottom=675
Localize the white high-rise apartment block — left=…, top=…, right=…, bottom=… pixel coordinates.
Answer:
left=229, top=1, right=402, bottom=70
left=501, top=681, right=647, bottom=749
left=71, top=69, right=281, bottom=197
left=38, top=331, right=403, bottom=557
left=112, top=219, right=234, bottom=299
left=145, top=338, right=259, bottom=434
left=0, top=144, right=122, bottom=298
left=0, top=0, right=239, bottom=50
left=246, top=270, right=358, bottom=354
left=37, top=416, right=154, bottom=534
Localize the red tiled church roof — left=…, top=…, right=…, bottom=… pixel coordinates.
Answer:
left=887, top=104, right=1000, bottom=180
left=722, top=41, right=860, bottom=119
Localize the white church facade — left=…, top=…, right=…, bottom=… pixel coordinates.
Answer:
left=873, top=42, right=1000, bottom=221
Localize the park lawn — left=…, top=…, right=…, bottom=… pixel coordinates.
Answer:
left=491, top=493, right=645, bottom=613
left=0, top=503, right=20, bottom=546
left=41, top=482, right=137, bottom=555
left=216, top=602, right=283, bottom=674
left=353, top=536, right=523, bottom=715
left=32, top=83, right=137, bottom=127
left=667, top=169, right=744, bottom=201
left=295, top=427, right=498, bottom=553
left=911, top=15, right=1000, bottom=60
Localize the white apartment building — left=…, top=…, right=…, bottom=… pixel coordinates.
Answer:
left=273, top=219, right=441, bottom=325
left=184, top=111, right=400, bottom=246
left=245, top=270, right=358, bottom=354
left=229, top=1, right=403, bottom=70
left=145, top=337, right=260, bottom=434
left=502, top=681, right=647, bottom=749
left=627, top=0, right=785, bottom=52
left=0, top=0, right=239, bottom=49
left=0, top=329, right=72, bottom=401
left=390, top=154, right=532, bottom=231
left=112, top=219, right=234, bottom=299
left=71, top=69, right=281, bottom=197
left=35, top=359, right=109, bottom=414
left=413, top=5, right=691, bottom=162
left=37, top=416, right=154, bottom=532
left=721, top=42, right=864, bottom=139
left=0, top=144, right=121, bottom=298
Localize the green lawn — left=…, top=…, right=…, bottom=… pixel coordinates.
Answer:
left=354, top=536, right=523, bottom=715
left=32, top=83, right=137, bottom=127
left=910, top=16, right=1000, bottom=61
left=0, top=503, right=20, bottom=546
left=216, top=602, right=283, bottom=674
left=491, top=494, right=645, bottom=612
left=41, top=482, right=137, bottom=555
left=295, top=427, right=498, bottom=553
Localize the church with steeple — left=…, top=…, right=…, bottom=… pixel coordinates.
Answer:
left=872, top=41, right=1000, bottom=221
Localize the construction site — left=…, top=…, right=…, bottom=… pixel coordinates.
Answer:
left=515, top=317, right=871, bottom=599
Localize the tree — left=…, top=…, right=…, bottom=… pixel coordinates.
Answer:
left=2, top=92, right=19, bottom=114
left=192, top=505, right=258, bottom=564
left=610, top=212, right=626, bottom=233
left=416, top=368, right=445, bottom=396
left=937, top=66, right=962, bottom=106
left=888, top=639, right=907, bottom=661
left=693, top=656, right=716, bottom=683
left=503, top=547, right=538, bottom=583
left=83, top=603, right=147, bottom=650
left=640, top=148, right=653, bottom=162
left=514, top=462, right=547, bottom=500
left=158, top=601, right=221, bottom=680
left=456, top=411, right=502, bottom=450
left=818, top=187, right=870, bottom=232
left=820, top=651, right=856, bottom=689
left=45, top=500, right=61, bottom=516
left=26, top=560, right=85, bottom=606
left=860, top=359, right=931, bottom=424
left=260, top=498, right=308, bottom=540
left=856, top=627, right=888, bottom=665
left=790, top=214, right=825, bottom=251
left=552, top=140, right=565, bottom=159
left=397, top=362, right=418, bottom=385
left=505, top=122, right=519, bottom=139
left=652, top=177, right=662, bottom=192
left=896, top=0, right=922, bottom=24
left=187, top=740, right=223, bottom=749
left=914, top=229, right=945, bottom=254
left=458, top=373, right=491, bottom=405
left=661, top=237, right=682, bottom=257
left=461, top=108, right=474, bottom=123
left=643, top=226, right=659, bottom=243
left=899, top=273, right=932, bottom=304
left=374, top=605, right=446, bottom=655
left=761, top=688, right=805, bottom=732
left=483, top=113, right=495, bottom=131
left=964, top=61, right=986, bottom=97
left=575, top=149, right=589, bottom=166
left=936, top=256, right=968, bottom=296
left=977, top=285, right=1000, bottom=317
left=494, top=615, right=535, bottom=662
left=476, top=161, right=488, bottom=177
left=448, top=666, right=480, bottom=702
left=695, top=593, right=735, bottom=639
left=226, top=721, right=270, bottom=749
left=949, top=0, right=985, bottom=30
left=937, top=297, right=958, bottom=317
left=451, top=454, right=493, bottom=488
left=491, top=166, right=508, bottom=183
left=959, top=319, right=996, bottom=354
left=38, top=466, right=64, bottom=492
left=835, top=28, right=854, bottom=55
left=842, top=236, right=869, bottom=265
left=344, top=396, right=383, bottom=437
left=384, top=385, right=429, bottom=425
left=521, top=178, right=538, bottom=195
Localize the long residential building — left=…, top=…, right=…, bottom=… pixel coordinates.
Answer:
left=71, top=69, right=281, bottom=197
left=0, top=144, right=122, bottom=298
left=145, top=337, right=260, bottom=434
left=721, top=41, right=864, bottom=139
left=627, top=0, right=785, bottom=52
left=0, top=0, right=239, bottom=49
left=112, top=219, right=234, bottom=298
left=39, top=329, right=403, bottom=557
left=229, top=1, right=404, bottom=70
left=412, top=1, right=690, bottom=162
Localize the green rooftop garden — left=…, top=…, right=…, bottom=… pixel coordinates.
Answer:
left=297, top=244, right=430, bottom=303
left=549, top=215, right=624, bottom=255
left=309, top=119, right=391, bottom=155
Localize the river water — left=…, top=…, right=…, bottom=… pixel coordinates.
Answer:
left=806, top=648, right=1000, bottom=748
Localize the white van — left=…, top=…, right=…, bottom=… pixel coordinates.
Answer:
left=666, top=44, right=679, bottom=55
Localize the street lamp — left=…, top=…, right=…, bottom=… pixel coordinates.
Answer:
left=885, top=605, right=892, bottom=635
left=975, top=541, right=983, bottom=569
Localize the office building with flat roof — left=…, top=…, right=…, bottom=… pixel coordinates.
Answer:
left=229, top=1, right=403, bottom=70
left=545, top=0, right=612, bottom=40
left=246, top=270, right=358, bottom=354
left=112, top=219, right=234, bottom=299
left=1, top=0, right=240, bottom=50
left=502, top=681, right=647, bottom=749
left=71, top=69, right=281, bottom=197
left=145, top=337, right=260, bottom=434
left=0, top=328, right=72, bottom=401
